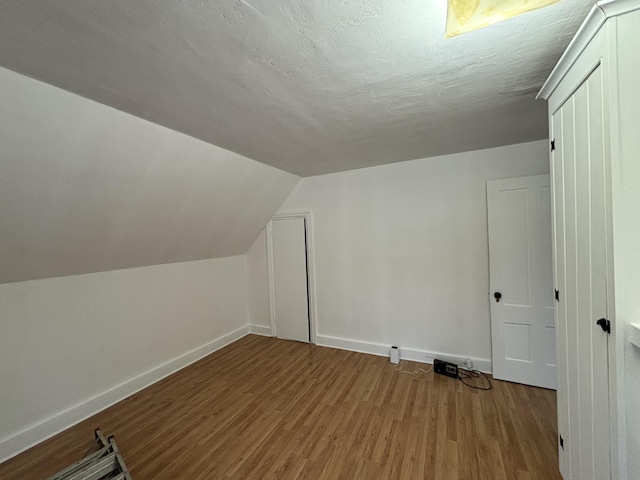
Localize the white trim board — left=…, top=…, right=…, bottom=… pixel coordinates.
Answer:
left=537, top=0, right=640, bottom=100
left=249, top=324, right=273, bottom=336
left=0, top=325, right=251, bottom=464
left=315, top=334, right=492, bottom=373
left=630, top=324, right=640, bottom=349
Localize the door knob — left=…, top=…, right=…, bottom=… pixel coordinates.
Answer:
left=494, top=292, right=502, bottom=303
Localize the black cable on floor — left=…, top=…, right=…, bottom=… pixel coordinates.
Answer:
left=458, top=368, right=493, bottom=390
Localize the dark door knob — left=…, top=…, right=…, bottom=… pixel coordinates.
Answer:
left=494, top=292, right=502, bottom=303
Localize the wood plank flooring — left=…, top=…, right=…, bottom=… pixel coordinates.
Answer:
left=0, top=335, right=561, bottom=479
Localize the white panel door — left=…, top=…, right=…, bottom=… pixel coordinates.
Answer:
left=271, top=217, right=310, bottom=343
left=551, top=62, right=610, bottom=480
left=487, top=174, right=556, bottom=389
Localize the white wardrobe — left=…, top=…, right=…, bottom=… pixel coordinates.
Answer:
left=538, top=1, right=640, bottom=479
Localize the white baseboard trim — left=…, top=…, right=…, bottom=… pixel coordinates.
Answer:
left=248, top=324, right=272, bottom=336
left=315, top=334, right=492, bottom=373
left=316, top=335, right=389, bottom=356
left=0, top=325, right=250, bottom=464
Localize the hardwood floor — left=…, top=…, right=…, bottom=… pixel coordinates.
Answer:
left=0, top=335, right=561, bottom=479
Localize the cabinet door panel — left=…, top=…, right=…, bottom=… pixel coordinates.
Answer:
left=552, top=62, right=610, bottom=480
left=551, top=107, right=570, bottom=479
left=586, top=61, right=610, bottom=480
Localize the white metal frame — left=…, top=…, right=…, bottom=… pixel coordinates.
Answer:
left=266, top=210, right=318, bottom=344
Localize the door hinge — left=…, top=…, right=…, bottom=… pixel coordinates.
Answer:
left=596, top=318, right=611, bottom=334
left=559, top=434, right=564, bottom=450
left=551, top=139, right=556, bottom=152
left=555, top=289, right=559, bottom=302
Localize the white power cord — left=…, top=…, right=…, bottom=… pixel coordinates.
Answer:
left=394, top=360, right=433, bottom=375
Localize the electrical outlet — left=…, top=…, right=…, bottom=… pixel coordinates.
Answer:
left=462, top=358, right=473, bottom=370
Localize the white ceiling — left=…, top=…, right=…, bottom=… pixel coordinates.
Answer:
left=0, top=0, right=592, bottom=176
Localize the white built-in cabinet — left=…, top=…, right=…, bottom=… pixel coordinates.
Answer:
left=538, top=1, right=640, bottom=479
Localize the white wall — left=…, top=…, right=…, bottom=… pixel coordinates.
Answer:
left=0, top=255, right=249, bottom=462
left=0, top=64, right=301, bottom=465
left=251, top=141, right=549, bottom=367
left=0, top=66, right=299, bottom=284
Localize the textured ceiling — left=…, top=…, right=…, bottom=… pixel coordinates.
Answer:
left=0, top=0, right=593, bottom=176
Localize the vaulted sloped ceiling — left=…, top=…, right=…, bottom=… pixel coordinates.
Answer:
left=0, top=0, right=594, bottom=283
left=0, top=67, right=299, bottom=284
left=0, top=0, right=593, bottom=176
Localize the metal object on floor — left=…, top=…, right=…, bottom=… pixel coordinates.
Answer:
left=46, top=429, right=132, bottom=480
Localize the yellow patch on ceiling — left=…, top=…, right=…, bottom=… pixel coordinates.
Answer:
left=446, top=0, right=561, bottom=37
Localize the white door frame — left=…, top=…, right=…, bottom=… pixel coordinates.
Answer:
left=266, top=211, right=318, bottom=344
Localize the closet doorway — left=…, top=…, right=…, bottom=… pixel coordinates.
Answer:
left=266, top=213, right=317, bottom=343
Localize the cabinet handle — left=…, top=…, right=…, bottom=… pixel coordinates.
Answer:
left=596, top=318, right=611, bottom=334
